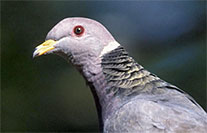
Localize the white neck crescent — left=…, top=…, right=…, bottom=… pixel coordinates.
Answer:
left=99, top=41, right=120, bottom=57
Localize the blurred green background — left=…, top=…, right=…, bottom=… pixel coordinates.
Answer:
left=1, top=1, right=206, bottom=132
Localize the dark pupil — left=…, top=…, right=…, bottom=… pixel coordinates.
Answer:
left=76, top=27, right=82, bottom=34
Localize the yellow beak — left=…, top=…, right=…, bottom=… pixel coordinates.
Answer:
left=33, top=39, right=56, bottom=58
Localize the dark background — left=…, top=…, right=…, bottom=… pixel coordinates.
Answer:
left=1, top=1, right=206, bottom=132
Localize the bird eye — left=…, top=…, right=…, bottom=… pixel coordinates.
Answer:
left=73, top=25, right=84, bottom=36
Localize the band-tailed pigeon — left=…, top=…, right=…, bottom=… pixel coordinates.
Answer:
left=33, top=17, right=207, bottom=133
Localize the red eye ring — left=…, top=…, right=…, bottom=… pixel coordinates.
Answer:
left=73, top=25, right=84, bottom=36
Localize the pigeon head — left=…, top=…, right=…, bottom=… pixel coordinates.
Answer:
left=33, top=17, right=120, bottom=66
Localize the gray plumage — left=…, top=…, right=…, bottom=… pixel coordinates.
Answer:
left=33, top=17, right=207, bottom=133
